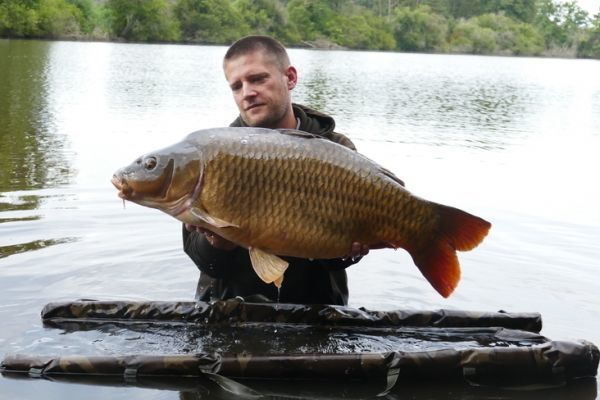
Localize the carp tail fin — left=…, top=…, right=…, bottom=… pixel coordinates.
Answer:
left=407, top=204, right=491, bottom=298
left=435, top=203, right=491, bottom=252
left=249, top=247, right=289, bottom=288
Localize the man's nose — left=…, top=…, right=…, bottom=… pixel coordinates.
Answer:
left=242, top=82, right=257, bottom=98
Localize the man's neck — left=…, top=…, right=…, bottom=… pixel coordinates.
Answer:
left=272, top=105, right=297, bottom=129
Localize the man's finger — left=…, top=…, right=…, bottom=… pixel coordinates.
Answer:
left=184, top=223, right=197, bottom=232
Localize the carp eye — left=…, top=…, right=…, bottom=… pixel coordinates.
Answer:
left=143, top=157, right=157, bottom=170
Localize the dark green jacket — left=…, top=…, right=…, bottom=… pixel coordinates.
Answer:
left=183, top=104, right=359, bottom=305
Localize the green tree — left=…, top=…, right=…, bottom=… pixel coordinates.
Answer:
left=174, top=0, right=248, bottom=43
left=232, top=0, right=299, bottom=44
left=37, top=0, right=84, bottom=37
left=393, top=5, right=448, bottom=51
left=449, top=18, right=498, bottom=54
left=535, top=0, right=590, bottom=49
left=449, top=13, right=544, bottom=55
left=0, top=0, right=40, bottom=37
left=578, top=12, right=600, bottom=58
left=327, top=12, right=395, bottom=50
left=106, top=0, right=180, bottom=41
left=287, top=0, right=335, bottom=41
left=67, top=0, right=101, bottom=35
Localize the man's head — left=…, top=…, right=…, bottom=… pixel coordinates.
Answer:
left=223, top=36, right=297, bottom=129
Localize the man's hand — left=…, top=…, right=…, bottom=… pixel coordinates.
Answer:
left=345, top=242, right=370, bottom=260
left=185, top=224, right=238, bottom=251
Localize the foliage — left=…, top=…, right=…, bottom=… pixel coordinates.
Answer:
left=0, top=0, right=598, bottom=59
left=444, top=0, right=537, bottom=23
left=66, top=0, right=100, bottom=34
left=286, top=0, right=334, bottom=41
left=106, top=0, right=180, bottom=41
left=577, top=12, right=600, bottom=57
left=37, top=0, right=83, bottom=37
left=232, top=0, right=299, bottom=44
left=393, top=5, right=448, bottom=52
left=535, top=0, right=590, bottom=53
left=0, top=0, right=99, bottom=37
left=174, top=0, right=246, bottom=44
left=449, top=13, right=545, bottom=55
left=0, top=0, right=42, bottom=36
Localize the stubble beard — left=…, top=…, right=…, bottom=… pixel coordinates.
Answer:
left=243, top=97, right=290, bottom=129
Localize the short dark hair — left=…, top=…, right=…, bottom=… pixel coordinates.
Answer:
left=223, top=35, right=290, bottom=69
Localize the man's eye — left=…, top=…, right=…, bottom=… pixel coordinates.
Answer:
left=230, top=83, right=241, bottom=91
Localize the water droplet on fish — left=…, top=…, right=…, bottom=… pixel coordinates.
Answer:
left=122, top=199, right=126, bottom=209
left=276, top=287, right=281, bottom=303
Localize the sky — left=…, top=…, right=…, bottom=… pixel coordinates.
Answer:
left=576, top=0, right=600, bottom=15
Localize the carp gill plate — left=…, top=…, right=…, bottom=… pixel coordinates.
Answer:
left=112, top=127, right=491, bottom=297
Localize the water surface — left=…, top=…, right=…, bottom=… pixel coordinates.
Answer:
left=0, top=39, right=599, bottom=399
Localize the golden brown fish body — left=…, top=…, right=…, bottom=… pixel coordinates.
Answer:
left=112, top=127, right=490, bottom=297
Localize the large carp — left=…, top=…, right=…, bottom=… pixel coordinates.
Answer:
left=112, top=127, right=491, bottom=297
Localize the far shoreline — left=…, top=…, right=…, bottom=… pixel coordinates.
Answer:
left=2, top=36, right=597, bottom=61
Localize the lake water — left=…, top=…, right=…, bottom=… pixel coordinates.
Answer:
left=0, top=39, right=599, bottom=399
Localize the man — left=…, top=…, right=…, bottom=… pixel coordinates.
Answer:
left=183, top=36, right=368, bottom=305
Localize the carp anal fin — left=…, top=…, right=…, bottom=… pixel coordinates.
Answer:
left=248, top=247, right=289, bottom=288
left=190, top=207, right=238, bottom=228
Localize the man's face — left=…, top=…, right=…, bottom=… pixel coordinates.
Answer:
left=224, top=51, right=296, bottom=128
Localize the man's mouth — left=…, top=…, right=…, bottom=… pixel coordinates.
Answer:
left=245, top=103, right=264, bottom=112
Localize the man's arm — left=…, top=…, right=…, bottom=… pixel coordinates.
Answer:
left=182, top=225, right=244, bottom=279
left=317, top=256, right=361, bottom=271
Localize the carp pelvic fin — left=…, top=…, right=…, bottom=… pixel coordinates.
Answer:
left=408, top=204, right=491, bottom=298
left=190, top=207, right=238, bottom=228
left=248, top=247, right=289, bottom=288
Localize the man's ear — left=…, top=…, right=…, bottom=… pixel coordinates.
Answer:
left=285, top=66, right=298, bottom=90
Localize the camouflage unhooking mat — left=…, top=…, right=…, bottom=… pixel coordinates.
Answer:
left=1, top=299, right=598, bottom=396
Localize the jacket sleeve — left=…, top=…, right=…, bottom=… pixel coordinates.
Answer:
left=317, top=256, right=362, bottom=271
left=182, top=225, right=245, bottom=279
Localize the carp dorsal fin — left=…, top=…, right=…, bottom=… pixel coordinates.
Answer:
left=276, top=129, right=322, bottom=140
left=190, top=207, right=238, bottom=228
left=378, top=166, right=405, bottom=187
left=248, top=247, right=289, bottom=288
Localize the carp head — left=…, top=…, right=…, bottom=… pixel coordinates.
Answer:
left=111, top=141, right=202, bottom=218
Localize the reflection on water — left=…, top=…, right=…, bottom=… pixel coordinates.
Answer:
left=294, top=52, right=540, bottom=150
left=0, top=40, right=77, bottom=262
left=2, top=372, right=594, bottom=400
left=0, top=237, right=78, bottom=259
left=0, top=40, right=599, bottom=400
left=0, top=40, right=74, bottom=192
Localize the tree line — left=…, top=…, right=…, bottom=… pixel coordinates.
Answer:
left=1, top=0, right=599, bottom=58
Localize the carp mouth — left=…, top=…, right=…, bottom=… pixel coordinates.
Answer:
left=112, top=157, right=204, bottom=218
left=111, top=175, right=132, bottom=199
left=111, top=159, right=176, bottom=205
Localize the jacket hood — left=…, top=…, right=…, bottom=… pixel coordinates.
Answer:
left=230, top=103, right=336, bottom=137
left=292, top=104, right=336, bottom=136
